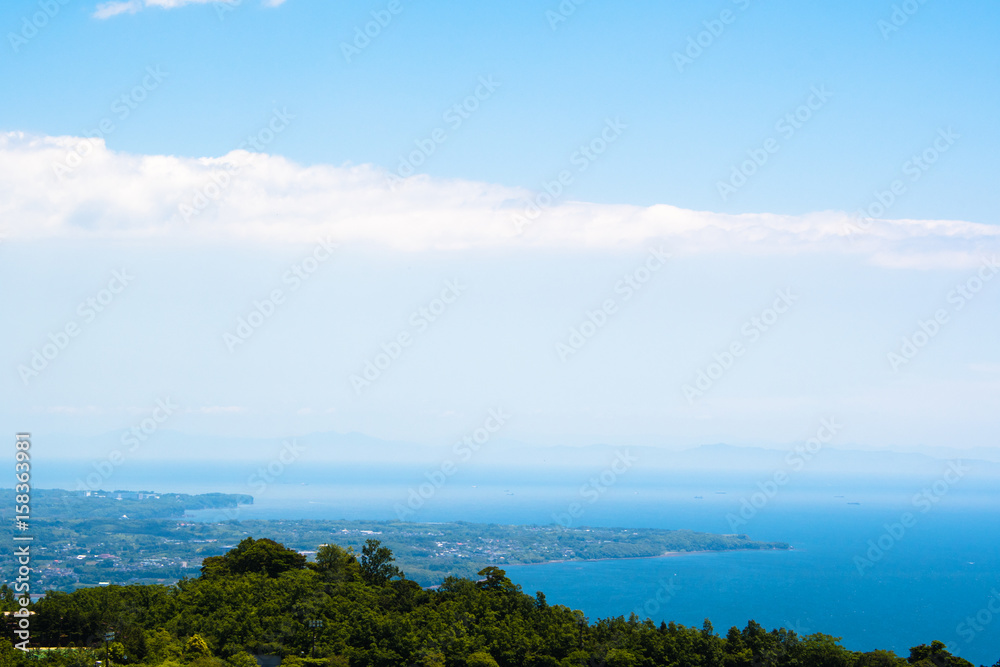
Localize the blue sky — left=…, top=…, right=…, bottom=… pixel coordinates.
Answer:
left=1, top=0, right=999, bottom=458
left=4, top=0, right=998, bottom=220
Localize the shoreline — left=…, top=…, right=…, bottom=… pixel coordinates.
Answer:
left=538, top=550, right=715, bottom=565
left=530, top=546, right=790, bottom=566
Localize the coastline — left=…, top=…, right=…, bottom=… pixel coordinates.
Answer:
left=532, top=547, right=786, bottom=566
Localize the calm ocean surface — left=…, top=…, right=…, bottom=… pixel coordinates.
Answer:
left=36, top=460, right=1000, bottom=666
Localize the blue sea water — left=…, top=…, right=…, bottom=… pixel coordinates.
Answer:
left=33, top=460, right=1000, bottom=666
left=504, top=505, right=1000, bottom=666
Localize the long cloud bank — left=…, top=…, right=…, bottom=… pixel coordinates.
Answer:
left=1, top=131, right=997, bottom=269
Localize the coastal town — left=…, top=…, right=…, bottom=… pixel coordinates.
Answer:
left=1, top=489, right=786, bottom=591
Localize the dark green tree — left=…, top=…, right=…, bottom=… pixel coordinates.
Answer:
left=908, top=641, right=974, bottom=667
left=466, top=651, right=500, bottom=667
left=476, top=566, right=519, bottom=594
left=605, top=648, right=640, bottom=667
left=226, top=652, right=258, bottom=667
left=0, top=586, right=16, bottom=612
left=201, top=537, right=306, bottom=578
left=856, top=649, right=907, bottom=667
left=186, top=633, right=212, bottom=657
left=359, top=539, right=401, bottom=586
left=311, top=543, right=360, bottom=582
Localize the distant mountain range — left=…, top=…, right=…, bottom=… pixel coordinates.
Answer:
left=39, top=429, right=1000, bottom=478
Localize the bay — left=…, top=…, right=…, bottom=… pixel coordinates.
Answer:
left=35, top=460, right=1000, bottom=666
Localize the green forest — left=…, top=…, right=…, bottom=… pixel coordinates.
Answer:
left=2, top=537, right=992, bottom=667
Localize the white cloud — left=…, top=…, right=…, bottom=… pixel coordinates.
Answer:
left=92, top=0, right=285, bottom=18
left=2, top=131, right=998, bottom=268
left=93, top=0, right=142, bottom=19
